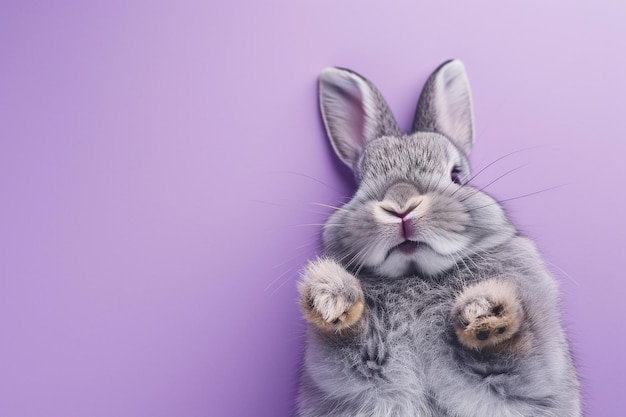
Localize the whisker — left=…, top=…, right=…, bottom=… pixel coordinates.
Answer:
left=272, top=241, right=320, bottom=269
left=264, top=170, right=346, bottom=195
left=309, top=202, right=350, bottom=212
left=269, top=244, right=328, bottom=295
left=455, top=249, right=473, bottom=275
left=447, top=146, right=543, bottom=199
left=266, top=264, right=300, bottom=293
left=288, top=223, right=345, bottom=228
left=449, top=252, right=464, bottom=280
left=545, top=260, right=581, bottom=287
left=270, top=265, right=302, bottom=295
left=467, top=184, right=568, bottom=213
left=334, top=245, right=360, bottom=266
left=267, top=239, right=324, bottom=293
left=431, top=146, right=540, bottom=197
left=458, top=164, right=528, bottom=202
left=466, top=146, right=543, bottom=185
left=344, top=246, right=365, bottom=270
left=459, top=247, right=482, bottom=272
left=354, top=242, right=377, bottom=277
left=307, top=211, right=335, bottom=217
left=344, top=239, right=378, bottom=274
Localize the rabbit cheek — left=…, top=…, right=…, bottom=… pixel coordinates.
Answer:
left=425, top=233, right=471, bottom=256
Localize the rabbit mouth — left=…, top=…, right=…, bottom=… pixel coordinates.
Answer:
left=390, top=240, right=425, bottom=255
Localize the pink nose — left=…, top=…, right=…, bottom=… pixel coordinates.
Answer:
left=385, top=207, right=415, bottom=239
left=383, top=208, right=415, bottom=239
left=382, top=201, right=420, bottom=219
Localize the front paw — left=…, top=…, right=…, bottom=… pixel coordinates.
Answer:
left=452, top=279, right=524, bottom=351
left=298, top=258, right=365, bottom=334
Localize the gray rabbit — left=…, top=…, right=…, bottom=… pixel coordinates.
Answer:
left=296, top=60, right=582, bottom=417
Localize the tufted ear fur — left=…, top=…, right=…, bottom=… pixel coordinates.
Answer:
left=412, top=60, right=475, bottom=156
left=319, top=68, right=400, bottom=170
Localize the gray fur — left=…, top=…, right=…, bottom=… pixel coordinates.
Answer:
left=297, top=60, right=582, bottom=416
left=319, top=67, right=401, bottom=172
left=413, top=60, right=475, bottom=156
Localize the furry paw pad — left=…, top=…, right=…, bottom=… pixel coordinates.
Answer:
left=452, top=279, right=524, bottom=350
left=298, top=258, right=365, bottom=333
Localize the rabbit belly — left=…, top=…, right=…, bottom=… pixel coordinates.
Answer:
left=297, top=270, right=581, bottom=417
left=298, top=334, right=433, bottom=417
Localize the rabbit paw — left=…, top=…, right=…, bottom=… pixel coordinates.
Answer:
left=452, top=279, right=524, bottom=351
left=298, top=258, right=365, bottom=334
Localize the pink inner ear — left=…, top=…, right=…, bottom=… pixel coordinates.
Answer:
left=342, top=88, right=367, bottom=151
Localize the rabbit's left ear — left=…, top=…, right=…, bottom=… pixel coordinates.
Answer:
left=412, top=60, right=475, bottom=156
left=319, top=68, right=400, bottom=170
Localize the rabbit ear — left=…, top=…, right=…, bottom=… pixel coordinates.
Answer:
left=319, top=68, right=400, bottom=169
left=412, top=60, right=475, bottom=155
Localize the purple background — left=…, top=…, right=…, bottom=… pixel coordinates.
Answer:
left=1, top=1, right=625, bottom=416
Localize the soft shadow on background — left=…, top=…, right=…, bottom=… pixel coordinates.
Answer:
left=1, top=1, right=625, bottom=416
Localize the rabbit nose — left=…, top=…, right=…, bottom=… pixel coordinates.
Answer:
left=378, top=195, right=425, bottom=240
left=381, top=206, right=418, bottom=239
left=380, top=195, right=424, bottom=219
left=381, top=200, right=421, bottom=219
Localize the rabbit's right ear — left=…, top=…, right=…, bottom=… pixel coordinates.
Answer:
left=412, top=60, right=475, bottom=156
left=319, top=68, right=400, bottom=170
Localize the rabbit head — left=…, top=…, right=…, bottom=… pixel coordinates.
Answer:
left=319, top=60, right=515, bottom=278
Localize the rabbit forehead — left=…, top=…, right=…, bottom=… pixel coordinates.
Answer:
left=359, top=132, right=461, bottom=180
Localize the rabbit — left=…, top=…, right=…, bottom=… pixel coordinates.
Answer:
left=296, top=60, right=582, bottom=417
